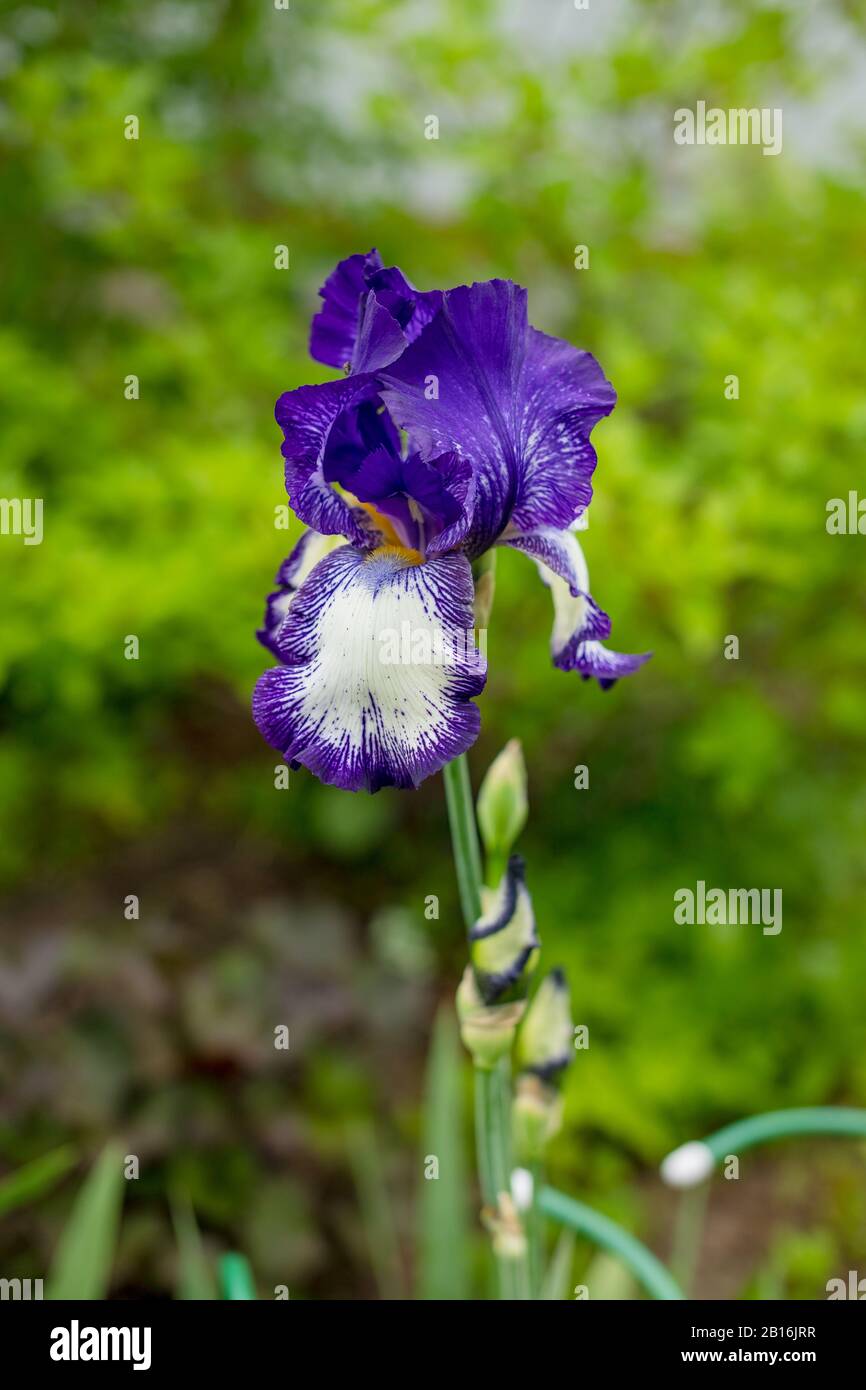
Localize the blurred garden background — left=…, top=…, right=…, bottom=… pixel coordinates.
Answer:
left=1, top=0, right=866, bottom=1298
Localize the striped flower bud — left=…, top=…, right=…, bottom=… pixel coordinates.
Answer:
left=512, top=969, right=573, bottom=1160
left=456, top=858, right=540, bottom=1068
left=515, top=968, right=573, bottom=1080
left=469, top=856, right=539, bottom=1006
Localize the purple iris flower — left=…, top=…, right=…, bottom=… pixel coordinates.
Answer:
left=253, top=250, right=650, bottom=792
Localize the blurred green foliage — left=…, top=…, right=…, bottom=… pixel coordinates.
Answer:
left=1, top=0, right=866, bottom=1296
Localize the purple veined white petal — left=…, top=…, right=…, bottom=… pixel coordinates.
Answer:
left=378, top=280, right=616, bottom=554
left=562, top=640, right=652, bottom=689
left=516, top=524, right=651, bottom=689
left=499, top=521, right=592, bottom=595
left=257, top=529, right=345, bottom=657
left=252, top=545, right=487, bottom=792
left=275, top=375, right=387, bottom=545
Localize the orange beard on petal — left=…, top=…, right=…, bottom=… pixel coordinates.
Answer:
left=369, top=542, right=425, bottom=566
left=358, top=501, right=424, bottom=565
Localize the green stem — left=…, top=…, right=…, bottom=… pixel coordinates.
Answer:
left=443, top=753, right=530, bottom=1298
left=669, top=1181, right=708, bottom=1296
left=527, top=1159, right=544, bottom=1297
left=474, top=1067, right=496, bottom=1207
left=485, top=850, right=507, bottom=893
left=442, top=755, right=483, bottom=928
left=537, top=1186, right=685, bottom=1301
left=701, top=1107, right=866, bottom=1162
left=474, top=1064, right=510, bottom=1298
left=489, top=1056, right=529, bottom=1300
left=487, top=1056, right=511, bottom=1200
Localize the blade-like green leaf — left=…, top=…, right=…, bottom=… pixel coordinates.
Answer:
left=0, top=1145, right=77, bottom=1217
left=48, top=1143, right=125, bottom=1300
left=171, top=1192, right=218, bottom=1300
left=219, top=1252, right=257, bottom=1300
left=417, top=1006, right=469, bottom=1300
left=347, top=1120, right=404, bottom=1300
left=540, top=1229, right=575, bottom=1300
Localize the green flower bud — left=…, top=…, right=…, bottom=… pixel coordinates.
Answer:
left=456, top=965, right=527, bottom=1069
left=512, top=1074, right=565, bottom=1161
left=469, top=856, right=539, bottom=1006
left=512, top=972, right=573, bottom=1159
left=476, top=739, right=528, bottom=865
left=515, top=968, right=573, bottom=1081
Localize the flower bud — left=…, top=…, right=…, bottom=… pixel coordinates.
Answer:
left=512, top=969, right=573, bottom=1161
left=456, top=965, right=527, bottom=1069
left=476, top=740, right=528, bottom=865
left=469, top=856, right=539, bottom=1006
left=481, top=1191, right=527, bottom=1262
left=512, top=1073, right=565, bottom=1160
left=515, top=968, right=573, bottom=1080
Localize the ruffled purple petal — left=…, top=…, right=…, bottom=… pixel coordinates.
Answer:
left=410, top=450, right=475, bottom=557
left=379, top=280, right=615, bottom=554
left=276, top=375, right=385, bottom=545
left=352, top=291, right=411, bottom=373
left=253, top=546, right=487, bottom=792
left=364, top=265, right=443, bottom=344
left=512, top=327, right=615, bottom=534
left=325, top=437, right=473, bottom=556
left=309, top=251, right=443, bottom=373
left=309, top=249, right=383, bottom=369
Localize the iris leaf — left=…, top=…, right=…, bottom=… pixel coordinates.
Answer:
left=417, top=1006, right=470, bottom=1300
left=48, top=1143, right=125, bottom=1300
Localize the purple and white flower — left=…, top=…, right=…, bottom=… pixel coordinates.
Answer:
left=253, top=251, right=650, bottom=791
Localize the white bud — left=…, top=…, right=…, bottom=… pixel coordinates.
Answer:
left=660, top=1141, right=714, bottom=1189
left=510, top=1166, right=534, bottom=1212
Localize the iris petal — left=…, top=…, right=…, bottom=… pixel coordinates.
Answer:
left=276, top=375, right=385, bottom=545
left=257, top=529, right=344, bottom=657
left=252, top=545, right=487, bottom=792
left=309, top=249, right=443, bottom=373
left=309, top=249, right=383, bottom=369
left=510, top=524, right=651, bottom=688
left=379, top=280, right=616, bottom=553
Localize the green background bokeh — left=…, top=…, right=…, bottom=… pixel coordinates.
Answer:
left=1, top=0, right=865, bottom=1297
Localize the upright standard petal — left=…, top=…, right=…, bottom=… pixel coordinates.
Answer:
left=364, top=264, right=442, bottom=344
left=379, top=280, right=616, bottom=554
left=252, top=545, right=486, bottom=792
left=309, top=249, right=443, bottom=372
left=309, top=249, right=383, bottom=369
